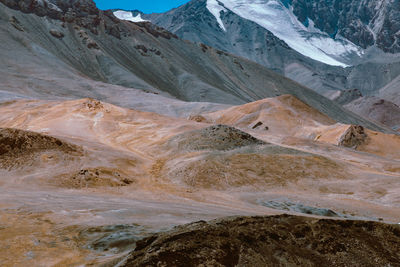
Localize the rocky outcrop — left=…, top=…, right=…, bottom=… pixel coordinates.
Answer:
left=168, top=125, right=266, bottom=151
left=1, top=0, right=102, bottom=34
left=0, top=0, right=176, bottom=40
left=338, top=125, right=368, bottom=149
left=290, top=0, right=400, bottom=53
left=123, top=214, right=400, bottom=267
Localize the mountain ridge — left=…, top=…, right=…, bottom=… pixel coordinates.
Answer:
left=0, top=0, right=393, bottom=133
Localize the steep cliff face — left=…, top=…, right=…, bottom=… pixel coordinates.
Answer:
left=290, top=0, right=400, bottom=53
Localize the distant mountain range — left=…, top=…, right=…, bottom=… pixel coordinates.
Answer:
left=0, top=0, right=393, bottom=132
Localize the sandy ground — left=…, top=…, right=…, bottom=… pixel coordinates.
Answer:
left=0, top=96, right=399, bottom=266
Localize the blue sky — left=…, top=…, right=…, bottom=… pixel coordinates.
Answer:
left=94, top=0, right=191, bottom=13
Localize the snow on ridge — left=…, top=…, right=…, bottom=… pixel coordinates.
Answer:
left=217, top=0, right=364, bottom=67
left=206, top=0, right=227, bottom=31
left=113, top=10, right=148, bottom=23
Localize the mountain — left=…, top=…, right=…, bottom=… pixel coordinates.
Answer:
left=0, top=0, right=390, bottom=132
left=289, top=0, right=400, bottom=53
left=145, top=0, right=364, bottom=67
left=138, top=0, right=400, bottom=96
left=1, top=1, right=400, bottom=265
left=126, top=0, right=400, bottom=129
left=135, top=0, right=354, bottom=97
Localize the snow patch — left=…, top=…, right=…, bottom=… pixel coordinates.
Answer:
left=218, top=0, right=364, bottom=67
left=206, top=0, right=227, bottom=31
left=113, top=10, right=148, bottom=23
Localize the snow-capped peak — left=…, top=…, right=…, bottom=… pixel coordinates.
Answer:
left=113, top=10, right=148, bottom=23
left=207, top=0, right=364, bottom=67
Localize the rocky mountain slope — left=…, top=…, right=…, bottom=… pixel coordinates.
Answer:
left=0, top=0, right=391, bottom=133
left=344, top=97, right=400, bottom=131
left=142, top=0, right=353, bottom=97
left=1, top=1, right=400, bottom=266
left=133, top=0, right=400, bottom=130
left=145, top=0, right=363, bottom=67
left=141, top=0, right=400, bottom=95
left=290, top=0, right=400, bottom=53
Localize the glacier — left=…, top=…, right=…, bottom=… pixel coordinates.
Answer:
left=208, top=0, right=364, bottom=67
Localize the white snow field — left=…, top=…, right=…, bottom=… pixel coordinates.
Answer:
left=207, top=0, right=364, bottom=66
left=113, top=10, right=148, bottom=23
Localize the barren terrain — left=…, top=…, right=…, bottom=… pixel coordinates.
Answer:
left=0, top=96, right=399, bottom=266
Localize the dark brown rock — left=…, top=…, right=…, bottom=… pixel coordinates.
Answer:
left=123, top=214, right=400, bottom=267
left=252, top=121, right=263, bottom=129
left=0, top=128, right=82, bottom=169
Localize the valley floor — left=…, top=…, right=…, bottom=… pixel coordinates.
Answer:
left=0, top=97, right=399, bottom=266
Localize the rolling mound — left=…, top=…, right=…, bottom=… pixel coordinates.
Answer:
left=0, top=98, right=202, bottom=155
left=0, top=126, right=143, bottom=188
left=0, top=127, right=82, bottom=169
left=123, top=214, right=400, bottom=267
left=202, top=95, right=337, bottom=138
left=164, top=147, right=347, bottom=190
left=167, top=124, right=266, bottom=151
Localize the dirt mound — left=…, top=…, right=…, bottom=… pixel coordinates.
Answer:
left=123, top=215, right=400, bottom=267
left=203, top=95, right=337, bottom=138
left=0, top=128, right=82, bottom=169
left=166, top=150, right=347, bottom=190
left=167, top=125, right=266, bottom=151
